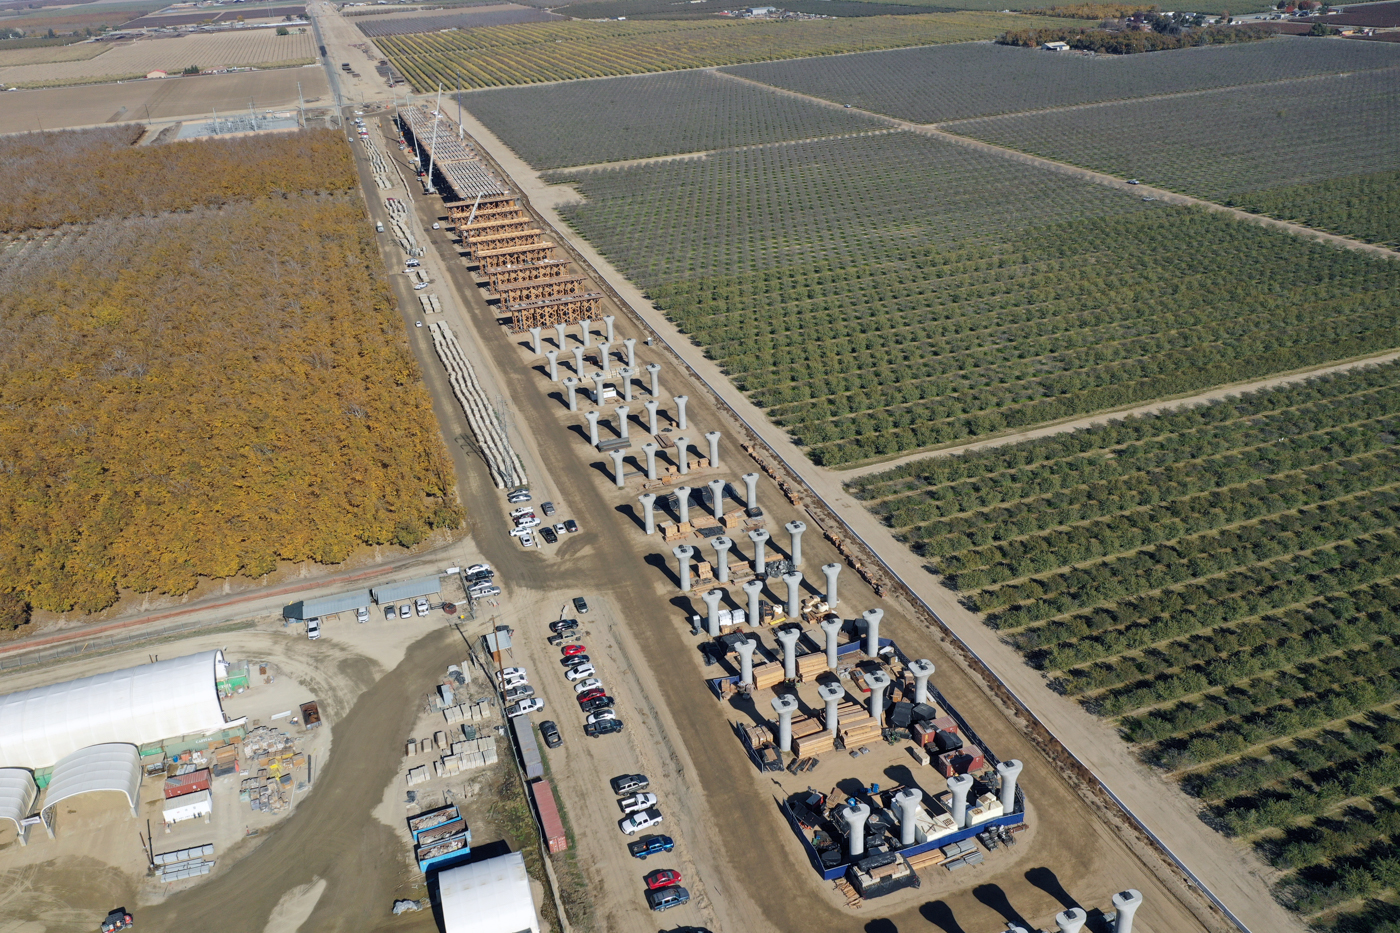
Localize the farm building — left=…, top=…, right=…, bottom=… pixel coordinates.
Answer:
left=1042, top=40, right=1070, bottom=51
left=371, top=575, right=441, bottom=604
left=0, top=651, right=239, bottom=770
left=438, top=850, right=541, bottom=933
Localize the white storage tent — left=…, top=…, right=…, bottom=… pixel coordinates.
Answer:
left=40, top=743, right=142, bottom=838
left=0, top=650, right=234, bottom=769
left=439, top=850, right=540, bottom=933
left=0, top=768, right=38, bottom=846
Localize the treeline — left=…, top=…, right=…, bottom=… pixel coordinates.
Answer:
left=0, top=128, right=461, bottom=627
left=998, top=23, right=1278, bottom=53
left=0, top=126, right=356, bottom=232
left=1026, top=3, right=1157, bottom=19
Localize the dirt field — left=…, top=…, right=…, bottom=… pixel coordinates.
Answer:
left=0, top=29, right=315, bottom=85
left=0, top=42, right=110, bottom=67
left=0, top=65, right=328, bottom=133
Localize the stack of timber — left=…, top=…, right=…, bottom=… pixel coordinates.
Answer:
left=793, top=728, right=835, bottom=757
left=795, top=651, right=827, bottom=681
left=906, top=848, right=947, bottom=871
left=841, top=716, right=882, bottom=746
left=751, top=661, right=785, bottom=691
left=834, top=877, right=863, bottom=908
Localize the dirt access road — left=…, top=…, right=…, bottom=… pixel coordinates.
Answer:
left=449, top=102, right=1306, bottom=933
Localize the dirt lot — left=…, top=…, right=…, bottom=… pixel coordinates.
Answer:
left=0, top=65, right=328, bottom=133
left=0, top=608, right=459, bottom=932
left=0, top=30, right=315, bottom=85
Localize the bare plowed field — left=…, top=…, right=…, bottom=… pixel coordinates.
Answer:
left=0, top=42, right=110, bottom=67
left=0, top=30, right=315, bottom=86
left=0, top=66, right=328, bottom=134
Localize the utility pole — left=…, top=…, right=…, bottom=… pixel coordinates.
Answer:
left=456, top=70, right=462, bottom=139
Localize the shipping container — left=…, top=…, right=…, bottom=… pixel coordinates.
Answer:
left=163, top=769, right=211, bottom=799
left=530, top=779, right=567, bottom=853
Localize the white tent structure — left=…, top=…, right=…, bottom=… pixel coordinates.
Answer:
left=439, top=851, right=541, bottom=933
left=0, top=650, right=236, bottom=769
left=0, top=768, right=38, bottom=846
left=40, top=743, right=142, bottom=838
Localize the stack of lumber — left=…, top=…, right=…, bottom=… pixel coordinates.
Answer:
left=831, top=700, right=866, bottom=728
left=906, top=848, right=946, bottom=871
left=790, top=716, right=824, bottom=739
left=841, top=716, right=882, bottom=745
left=795, top=651, right=828, bottom=681
left=752, top=661, right=785, bottom=690
left=834, top=877, right=863, bottom=908
left=794, top=730, right=835, bottom=756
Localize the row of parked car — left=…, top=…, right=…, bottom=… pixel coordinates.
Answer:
left=496, top=666, right=545, bottom=719
left=507, top=491, right=580, bottom=548
left=463, top=562, right=501, bottom=599
left=611, top=773, right=689, bottom=911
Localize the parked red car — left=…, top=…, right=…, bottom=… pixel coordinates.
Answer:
left=576, top=688, right=606, bottom=704
left=562, top=643, right=588, bottom=657
left=644, top=869, right=682, bottom=890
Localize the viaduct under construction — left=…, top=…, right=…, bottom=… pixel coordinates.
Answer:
left=397, top=104, right=604, bottom=333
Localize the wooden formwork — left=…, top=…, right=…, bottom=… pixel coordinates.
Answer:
left=449, top=204, right=524, bottom=227
left=506, top=292, right=605, bottom=333
left=476, top=243, right=556, bottom=270
left=464, top=217, right=535, bottom=239
left=485, top=259, right=572, bottom=289
left=469, top=229, right=545, bottom=255
left=494, top=274, right=588, bottom=305
left=751, top=661, right=785, bottom=691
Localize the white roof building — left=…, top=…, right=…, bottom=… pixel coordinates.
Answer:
left=40, top=743, right=142, bottom=838
left=439, top=850, right=541, bottom=933
left=0, top=650, right=235, bottom=769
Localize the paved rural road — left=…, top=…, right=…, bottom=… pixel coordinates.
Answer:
left=452, top=103, right=1313, bottom=933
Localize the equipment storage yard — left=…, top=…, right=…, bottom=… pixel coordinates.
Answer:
left=335, top=106, right=1232, bottom=932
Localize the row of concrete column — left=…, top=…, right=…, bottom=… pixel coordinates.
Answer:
left=996, top=890, right=1141, bottom=933
left=837, top=759, right=1025, bottom=849
left=529, top=316, right=621, bottom=353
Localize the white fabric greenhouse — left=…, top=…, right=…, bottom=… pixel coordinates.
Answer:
left=439, top=851, right=540, bottom=933
left=40, top=743, right=142, bottom=837
left=0, top=651, right=233, bottom=769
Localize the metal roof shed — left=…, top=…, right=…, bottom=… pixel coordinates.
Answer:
left=288, top=588, right=373, bottom=620
left=0, top=651, right=234, bottom=770
left=439, top=850, right=541, bottom=933
left=372, top=576, right=441, bottom=604
left=40, top=743, right=142, bottom=838
left=0, top=769, right=38, bottom=846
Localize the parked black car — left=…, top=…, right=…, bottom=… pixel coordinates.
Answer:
left=550, top=619, right=579, bottom=633
left=585, top=718, right=624, bottom=737
left=580, top=695, right=616, bottom=713
left=540, top=526, right=558, bottom=544
left=561, top=654, right=591, bottom=668
left=611, top=773, right=649, bottom=794
left=539, top=720, right=563, bottom=749
left=572, top=596, right=589, bottom=613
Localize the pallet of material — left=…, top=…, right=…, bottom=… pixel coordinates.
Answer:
left=752, top=662, right=785, bottom=691
left=793, top=730, right=835, bottom=756
left=835, top=701, right=867, bottom=726
left=906, top=848, right=947, bottom=871
left=741, top=722, right=773, bottom=748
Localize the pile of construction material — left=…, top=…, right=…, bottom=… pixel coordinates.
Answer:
left=405, top=723, right=499, bottom=782
left=418, top=293, right=443, bottom=315
left=442, top=698, right=492, bottom=724
left=427, top=320, right=527, bottom=488
left=362, top=137, right=393, bottom=189
left=434, top=736, right=498, bottom=777
left=154, top=844, right=215, bottom=883
left=384, top=196, right=425, bottom=258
